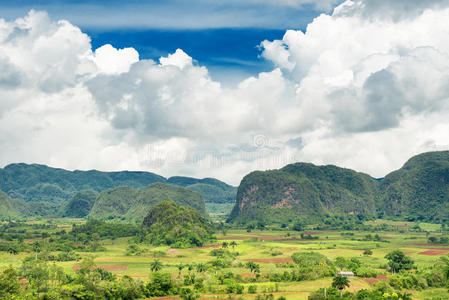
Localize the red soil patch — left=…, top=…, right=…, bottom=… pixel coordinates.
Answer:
left=362, top=275, right=388, bottom=285
left=27, top=221, right=36, bottom=224
left=243, top=257, right=294, bottom=264
left=72, top=265, right=127, bottom=271
left=380, top=236, right=393, bottom=239
left=24, top=239, right=42, bottom=244
left=419, top=249, right=449, bottom=256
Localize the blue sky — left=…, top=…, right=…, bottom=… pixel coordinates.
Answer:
left=0, top=0, right=341, bottom=84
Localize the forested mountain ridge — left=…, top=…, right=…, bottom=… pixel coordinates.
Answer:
left=229, top=151, right=449, bottom=224
left=377, top=151, right=449, bottom=222
left=0, top=189, right=21, bottom=218
left=0, top=163, right=236, bottom=217
left=88, top=182, right=206, bottom=222
left=0, top=163, right=165, bottom=203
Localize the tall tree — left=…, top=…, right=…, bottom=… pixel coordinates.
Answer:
left=150, top=259, right=163, bottom=272
left=332, top=275, right=350, bottom=297
left=230, top=241, right=237, bottom=251
left=385, top=250, right=414, bottom=273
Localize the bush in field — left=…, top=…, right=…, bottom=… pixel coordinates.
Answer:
left=363, top=249, right=373, bottom=256
left=145, top=272, right=176, bottom=297
left=389, top=274, right=426, bottom=291
left=126, top=244, right=145, bottom=256
left=248, top=285, right=257, bottom=293
left=0, top=265, right=20, bottom=298
left=354, top=267, right=378, bottom=278
left=385, top=250, right=415, bottom=273
left=290, top=252, right=335, bottom=281
left=209, top=248, right=233, bottom=258
left=179, top=287, right=200, bottom=300
left=225, top=280, right=244, bottom=294
left=335, top=257, right=361, bottom=272
left=292, top=252, right=331, bottom=266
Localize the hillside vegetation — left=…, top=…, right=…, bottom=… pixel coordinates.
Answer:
left=229, top=151, right=449, bottom=224
left=142, top=201, right=214, bottom=247
left=0, top=163, right=165, bottom=203
left=62, top=191, right=98, bottom=218
left=0, top=190, right=21, bottom=218
left=378, top=151, right=449, bottom=222
left=0, top=164, right=236, bottom=217
left=89, top=183, right=206, bottom=222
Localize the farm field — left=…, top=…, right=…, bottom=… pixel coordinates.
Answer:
left=2, top=218, right=449, bottom=299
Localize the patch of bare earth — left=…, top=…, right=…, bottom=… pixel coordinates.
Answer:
left=167, top=249, right=182, bottom=255
left=240, top=273, right=255, bottom=278
left=419, top=249, right=449, bottom=256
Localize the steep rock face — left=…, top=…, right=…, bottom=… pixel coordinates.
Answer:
left=229, top=164, right=378, bottom=224
left=89, top=182, right=206, bottom=222
left=378, top=151, right=449, bottom=222
left=229, top=151, right=449, bottom=224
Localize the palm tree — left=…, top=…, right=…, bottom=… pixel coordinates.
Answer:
left=246, top=261, right=260, bottom=274
left=230, top=241, right=237, bottom=251
left=177, top=263, right=184, bottom=278
left=196, top=263, right=207, bottom=273
left=221, top=242, right=228, bottom=248
left=332, top=275, right=350, bottom=297
left=150, top=259, right=163, bottom=272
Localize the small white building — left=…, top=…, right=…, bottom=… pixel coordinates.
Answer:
left=338, top=271, right=355, bottom=278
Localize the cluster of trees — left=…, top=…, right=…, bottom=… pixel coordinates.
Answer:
left=141, top=201, right=215, bottom=248
left=428, top=235, right=449, bottom=244
left=0, top=220, right=143, bottom=256
left=309, top=285, right=413, bottom=300
left=0, top=258, right=147, bottom=299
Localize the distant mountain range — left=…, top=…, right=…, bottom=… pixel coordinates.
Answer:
left=229, top=151, right=449, bottom=224
left=1, top=151, right=449, bottom=224
left=0, top=163, right=236, bottom=220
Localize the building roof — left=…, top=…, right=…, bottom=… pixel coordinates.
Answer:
left=339, top=271, right=354, bottom=275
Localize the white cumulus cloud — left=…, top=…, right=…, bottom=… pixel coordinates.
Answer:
left=1, top=1, right=449, bottom=184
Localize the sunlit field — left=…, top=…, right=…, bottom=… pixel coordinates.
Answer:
left=2, top=218, right=449, bottom=299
